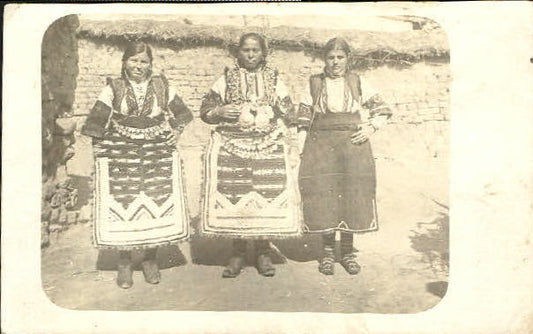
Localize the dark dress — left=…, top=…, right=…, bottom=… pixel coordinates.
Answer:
left=299, top=112, right=377, bottom=233
left=296, top=71, right=391, bottom=234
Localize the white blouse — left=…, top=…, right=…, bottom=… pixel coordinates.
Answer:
left=301, top=75, right=387, bottom=129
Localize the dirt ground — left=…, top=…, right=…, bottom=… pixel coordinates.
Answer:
left=42, top=129, right=449, bottom=313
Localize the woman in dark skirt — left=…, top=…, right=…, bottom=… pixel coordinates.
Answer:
left=294, top=38, right=392, bottom=275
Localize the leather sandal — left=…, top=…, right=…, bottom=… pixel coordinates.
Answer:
left=340, top=253, right=361, bottom=275
left=222, top=255, right=245, bottom=278
left=117, top=260, right=133, bottom=289
left=318, top=247, right=336, bottom=275
left=256, top=254, right=275, bottom=277
left=318, top=254, right=335, bottom=275
left=141, top=260, right=161, bottom=284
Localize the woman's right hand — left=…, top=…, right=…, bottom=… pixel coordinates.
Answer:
left=165, top=130, right=178, bottom=147
left=350, top=124, right=375, bottom=145
left=215, top=104, right=241, bottom=121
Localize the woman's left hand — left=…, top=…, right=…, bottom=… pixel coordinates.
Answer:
left=350, top=124, right=375, bottom=145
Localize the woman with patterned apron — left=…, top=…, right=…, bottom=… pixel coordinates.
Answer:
left=200, top=33, right=302, bottom=278
left=295, top=38, right=392, bottom=275
left=82, top=42, right=193, bottom=288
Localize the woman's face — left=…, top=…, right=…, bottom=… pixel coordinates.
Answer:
left=238, top=38, right=264, bottom=70
left=124, top=51, right=151, bottom=82
left=325, top=49, right=348, bottom=77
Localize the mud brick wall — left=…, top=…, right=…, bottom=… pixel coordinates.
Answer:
left=42, top=15, right=79, bottom=179
left=41, top=15, right=80, bottom=245
left=67, top=39, right=450, bottom=217
left=73, top=39, right=450, bottom=126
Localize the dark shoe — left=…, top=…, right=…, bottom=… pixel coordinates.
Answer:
left=340, top=253, right=361, bottom=275
left=222, top=255, right=245, bottom=278
left=117, top=260, right=133, bottom=289
left=141, top=260, right=161, bottom=284
left=256, top=254, right=275, bottom=277
left=318, top=252, right=335, bottom=276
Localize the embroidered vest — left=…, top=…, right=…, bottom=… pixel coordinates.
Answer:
left=224, top=64, right=278, bottom=106
left=108, top=75, right=173, bottom=139
left=217, top=64, right=286, bottom=159
left=107, top=75, right=169, bottom=115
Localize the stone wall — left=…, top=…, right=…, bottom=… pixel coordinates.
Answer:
left=66, top=38, right=450, bottom=218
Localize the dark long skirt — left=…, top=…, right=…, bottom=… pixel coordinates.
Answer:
left=298, top=113, right=378, bottom=234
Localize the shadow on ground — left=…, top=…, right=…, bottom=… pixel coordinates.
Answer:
left=189, top=218, right=331, bottom=266
left=190, top=225, right=354, bottom=266
left=410, top=200, right=449, bottom=299
left=426, top=281, right=448, bottom=298
left=410, top=211, right=449, bottom=273
left=96, top=245, right=187, bottom=271
left=189, top=234, right=288, bottom=267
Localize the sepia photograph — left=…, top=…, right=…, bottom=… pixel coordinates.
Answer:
left=3, top=2, right=532, bottom=334
left=40, top=12, right=449, bottom=312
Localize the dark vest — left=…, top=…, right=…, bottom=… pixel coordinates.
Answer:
left=82, top=75, right=171, bottom=138
left=107, top=75, right=169, bottom=113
